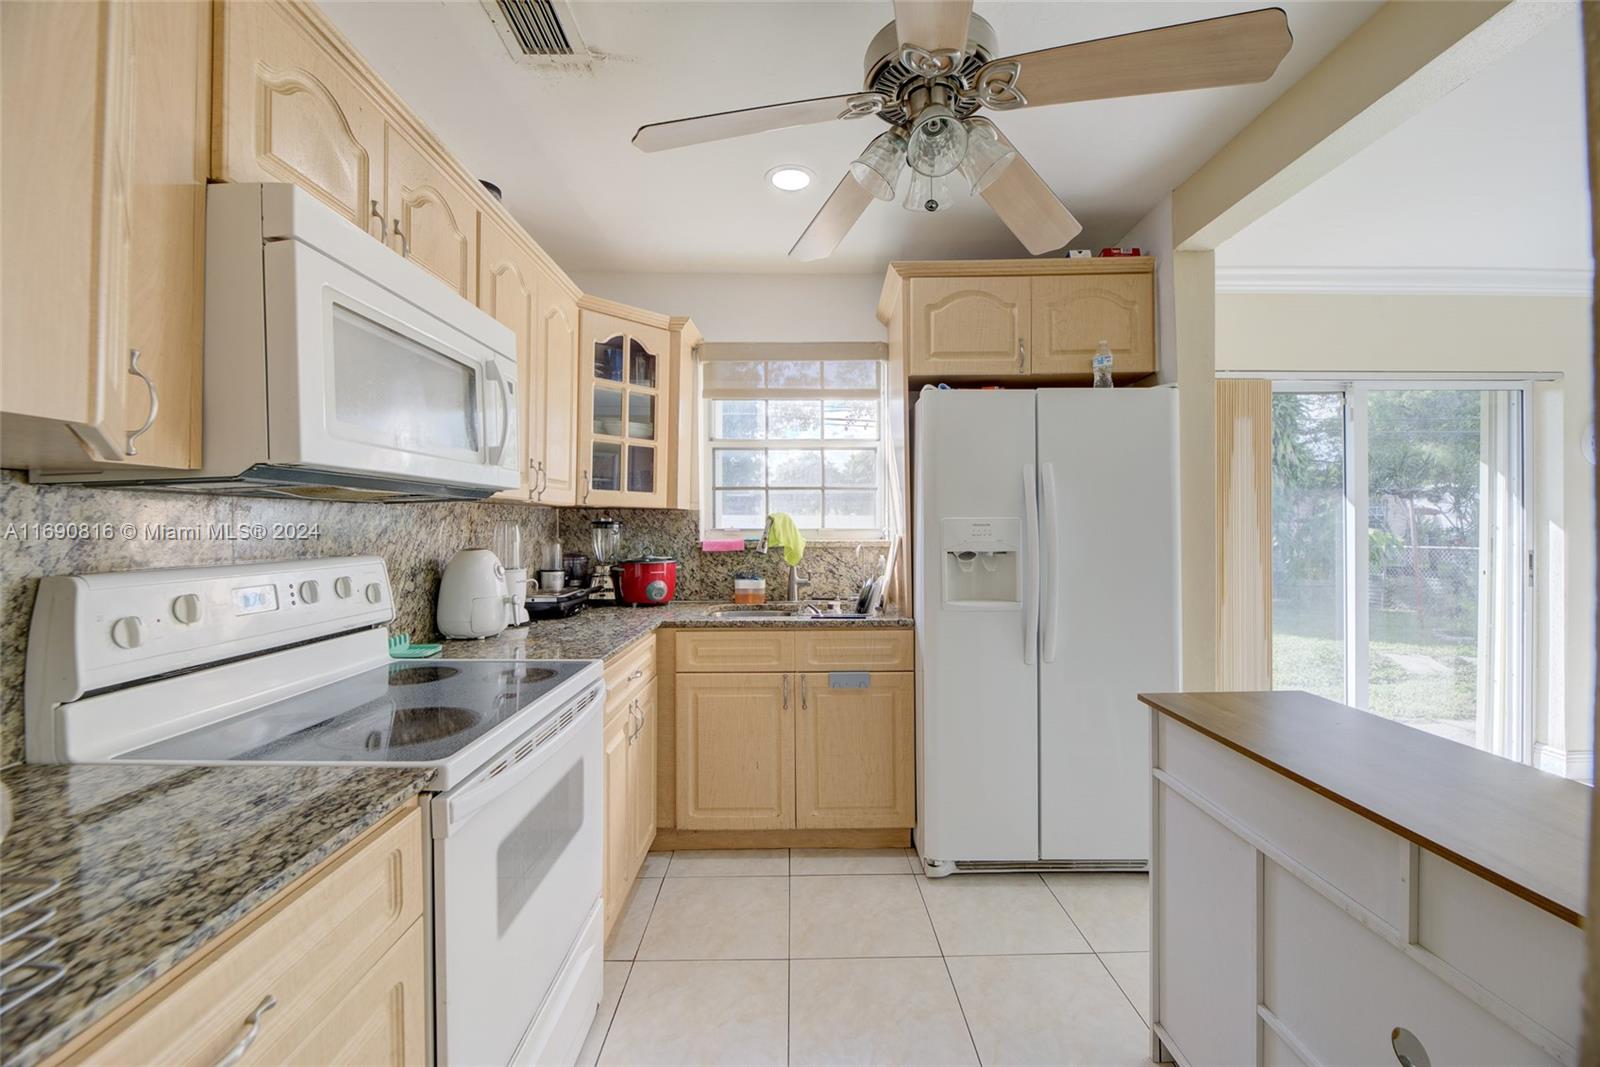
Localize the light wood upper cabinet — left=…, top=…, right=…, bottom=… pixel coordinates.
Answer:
left=667, top=318, right=703, bottom=511
left=478, top=219, right=538, bottom=502
left=536, top=280, right=580, bottom=505
left=796, top=673, right=915, bottom=829
left=883, top=260, right=1156, bottom=383
left=908, top=276, right=1029, bottom=377
left=1, top=0, right=207, bottom=471
left=385, top=127, right=477, bottom=300
left=213, top=0, right=385, bottom=236
left=675, top=673, right=794, bottom=831
left=1030, top=273, right=1155, bottom=378
left=578, top=305, right=671, bottom=509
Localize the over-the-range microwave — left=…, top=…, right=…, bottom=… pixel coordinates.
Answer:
left=34, top=182, right=520, bottom=501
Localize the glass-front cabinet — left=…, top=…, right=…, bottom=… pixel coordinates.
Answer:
left=578, top=306, right=670, bottom=508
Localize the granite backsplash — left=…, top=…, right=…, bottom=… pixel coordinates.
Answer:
left=1, top=474, right=887, bottom=766
left=554, top=507, right=886, bottom=604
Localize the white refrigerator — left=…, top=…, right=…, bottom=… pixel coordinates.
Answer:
left=913, top=386, right=1179, bottom=873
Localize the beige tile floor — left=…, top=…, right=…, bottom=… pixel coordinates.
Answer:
left=578, top=849, right=1153, bottom=1066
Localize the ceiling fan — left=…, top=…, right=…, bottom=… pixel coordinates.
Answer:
left=632, top=1, right=1293, bottom=260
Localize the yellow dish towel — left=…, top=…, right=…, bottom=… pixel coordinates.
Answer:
left=766, top=512, right=806, bottom=567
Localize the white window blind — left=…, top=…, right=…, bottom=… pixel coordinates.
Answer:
left=699, top=346, right=888, bottom=537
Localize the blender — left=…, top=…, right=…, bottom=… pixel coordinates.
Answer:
left=589, top=517, right=623, bottom=604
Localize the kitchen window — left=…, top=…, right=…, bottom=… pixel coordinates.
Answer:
left=1269, top=379, right=1532, bottom=762
left=699, top=349, right=888, bottom=539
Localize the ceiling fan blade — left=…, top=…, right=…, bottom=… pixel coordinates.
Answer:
left=979, top=138, right=1083, bottom=256
left=789, top=171, right=874, bottom=261
left=633, top=92, right=884, bottom=152
left=894, top=0, right=972, bottom=55
left=977, top=8, right=1292, bottom=110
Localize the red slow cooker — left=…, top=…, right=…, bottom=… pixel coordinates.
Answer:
left=611, top=557, right=678, bottom=605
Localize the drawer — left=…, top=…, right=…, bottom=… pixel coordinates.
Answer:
left=604, top=633, right=657, bottom=722
left=795, top=629, right=913, bottom=672
left=675, top=630, right=793, bottom=672
left=66, top=806, right=424, bottom=1066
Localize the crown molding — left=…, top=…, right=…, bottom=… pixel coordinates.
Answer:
left=1215, top=265, right=1594, bottom=297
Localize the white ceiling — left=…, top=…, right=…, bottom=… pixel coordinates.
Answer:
left=320, top=0, right=1379, bottom=273
left=1217, top=7, right=1593, bottom=278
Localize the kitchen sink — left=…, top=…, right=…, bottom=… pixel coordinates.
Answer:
left=708, top=604, right=873, bottom=621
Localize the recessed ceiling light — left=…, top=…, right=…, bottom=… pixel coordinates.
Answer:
left=767, top=165, right=813, bottom=192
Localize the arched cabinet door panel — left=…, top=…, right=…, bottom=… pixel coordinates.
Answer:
left=385, top=126, right=477, bottom=300
left=477, top=220, right=536, bottom=501
left=537, top=283, right=580, bottom=505
left=1030, top=273, right=1155, bottom=379
left=909, top=277, right=1030, bottom=377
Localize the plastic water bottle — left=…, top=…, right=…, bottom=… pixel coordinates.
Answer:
left=1091, top=340, right=1114, bottom=388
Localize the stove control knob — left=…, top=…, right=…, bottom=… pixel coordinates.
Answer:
left=171, top=594, right=202, bottom=625
left=299, top=580, right=320, bottom=604
left=334, top=576, right=354, bottom=599
left=365, top=582, right=383, bottom=604
left=110, top=616, right=144, bottom=649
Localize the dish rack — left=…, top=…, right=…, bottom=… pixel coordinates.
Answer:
left=0, top=875, right=65, bottom=1015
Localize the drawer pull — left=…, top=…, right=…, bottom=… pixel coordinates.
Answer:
left=628, top=668, right=644, bottom=681
left=213, top=994, right=276, bottom=1067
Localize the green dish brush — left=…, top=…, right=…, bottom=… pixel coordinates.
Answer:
left=388, top=633, right=443, bottom=659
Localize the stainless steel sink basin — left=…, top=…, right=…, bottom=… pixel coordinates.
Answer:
left=708, top=604, right=873, bottom=621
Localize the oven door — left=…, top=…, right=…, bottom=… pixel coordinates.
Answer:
left=262, top=236, right=519, bottom=490
left=432, top=685, right=603, bottom=1066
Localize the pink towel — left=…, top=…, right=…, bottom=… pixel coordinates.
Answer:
left=701, top=538, right=747, bottom=552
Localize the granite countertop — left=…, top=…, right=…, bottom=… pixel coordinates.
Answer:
left=440, top=600, right=913, bottom=662
left=0, top=763, right=434, bottom=1067
left=1139, top=690, right=1589, bottom=926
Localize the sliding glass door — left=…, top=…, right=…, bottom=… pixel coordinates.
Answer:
left=1270, top=382, right=1530, bottom=761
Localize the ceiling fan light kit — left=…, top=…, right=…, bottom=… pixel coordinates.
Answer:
left=634, top=2, right=1293, bottom=260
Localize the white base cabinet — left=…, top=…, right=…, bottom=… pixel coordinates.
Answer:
left=1151, top=713, right=1580, bottom=1067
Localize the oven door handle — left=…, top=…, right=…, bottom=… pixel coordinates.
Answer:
left=432, top=685, right=601, bottom=838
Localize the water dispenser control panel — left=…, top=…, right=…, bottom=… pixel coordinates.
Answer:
left=941, top=517, right=1023, bottom=608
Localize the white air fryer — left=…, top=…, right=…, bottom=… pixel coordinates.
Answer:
left=437, top=549, right=509, bottom=639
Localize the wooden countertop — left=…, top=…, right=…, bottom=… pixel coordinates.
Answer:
left=1138, top=690, right=1590, bottom=927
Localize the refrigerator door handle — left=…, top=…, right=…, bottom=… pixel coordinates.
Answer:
left=1022, top=462, right=1040, bottom=666
left=1040, top=461, right=1060, bottom=663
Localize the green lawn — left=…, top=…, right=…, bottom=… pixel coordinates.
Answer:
left=1273, top=632, right=1478, bottom=722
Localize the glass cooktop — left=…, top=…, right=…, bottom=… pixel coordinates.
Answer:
left=120, top=659, right=589, bottom=765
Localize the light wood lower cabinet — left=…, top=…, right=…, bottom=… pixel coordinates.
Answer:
left=795, top=673, right=915, bottom=829
left=604, top=635, right=658, bottom=939
left=603, top=709, right=633, bottom=935
left=676, top=673, right=794, bottom=831
left=53, top=805, right=425, bottom=1067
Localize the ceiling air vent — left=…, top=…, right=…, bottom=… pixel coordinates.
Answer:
left=482, top=0, right=591, bottom=65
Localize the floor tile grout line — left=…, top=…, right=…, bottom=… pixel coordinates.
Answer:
left=915, top=873, right=985, bottom=1066
left=1090, top=949, right=1150, bottom=1030
left=589, top=960, right=633, bottom=1067
left=1039, top=874, right=1098, bottom=952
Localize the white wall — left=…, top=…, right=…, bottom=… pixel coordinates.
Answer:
left=571, top=271, right=886, bottom=342
left=1217, top=291, right=1595, bottom=777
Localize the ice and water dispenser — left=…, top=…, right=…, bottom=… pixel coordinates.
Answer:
left=940, top=517, right=1023, bottom=607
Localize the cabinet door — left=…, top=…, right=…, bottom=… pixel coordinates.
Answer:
left=213, top=0, right=387, bottom=236
left=795, top=673, right=915, bottom=829
left=478, top=220, right=537, bottom=501
left=579, top=310, right=670, bottom=508
left=603, top=710, right=632, bottom=935
left=536, top=279, right=580, bottom=505
left=1029, top=273, right=1155, bottom=379
left=385, top=127, right=478, bottom=300
left=0, top=1, right=134, bottom=466
left=908, top=277, right=1029, bottom=377
left=675, top=673, right=794, bottom=831
left=629, top=687, right=658, bottom=866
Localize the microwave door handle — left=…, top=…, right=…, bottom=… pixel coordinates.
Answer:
left=484, top=362, right=513, bottom=466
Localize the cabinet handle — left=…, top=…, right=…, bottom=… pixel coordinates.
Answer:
left=582, top=470, right=591, bottom=503
left=800, top=675, right=808, bottom=709
left=125, top=349, right=159, bottom=456
left=628, top=668, right=644, bottom=681
left=538, top=462, right=549, bottom=497
left=212, top=994, right=276, bottom=1067
left=392, top=219, right=411, bottom=257
left=370, top=200, right=388, bottom=241
left=782, top=675, right=790, bottom=710
left=533, top=460, right=547, bottom=500
left=1017, top=338, right=1025, bottom=371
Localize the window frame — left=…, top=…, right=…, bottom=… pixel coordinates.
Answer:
left=1260, top=373, right=1538, bottom=764
left=697, top=361, right=889, bottom=542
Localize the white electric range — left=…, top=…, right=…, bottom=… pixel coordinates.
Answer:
left=24, top=556, right=605, bottom=1067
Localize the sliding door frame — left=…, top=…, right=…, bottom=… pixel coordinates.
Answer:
left=1255, top=373, right=1538, bottom=763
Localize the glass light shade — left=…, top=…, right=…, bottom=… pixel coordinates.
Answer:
left=906, top=105, right=968, bottom=178
left=959, top=119, right=1017, bottom=194
left=902, top=169, right=956, bottom=213
left=848, top=130, right=907, bottom=201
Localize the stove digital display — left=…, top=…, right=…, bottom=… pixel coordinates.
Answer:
left=231, top=584, right=279, bottom=615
